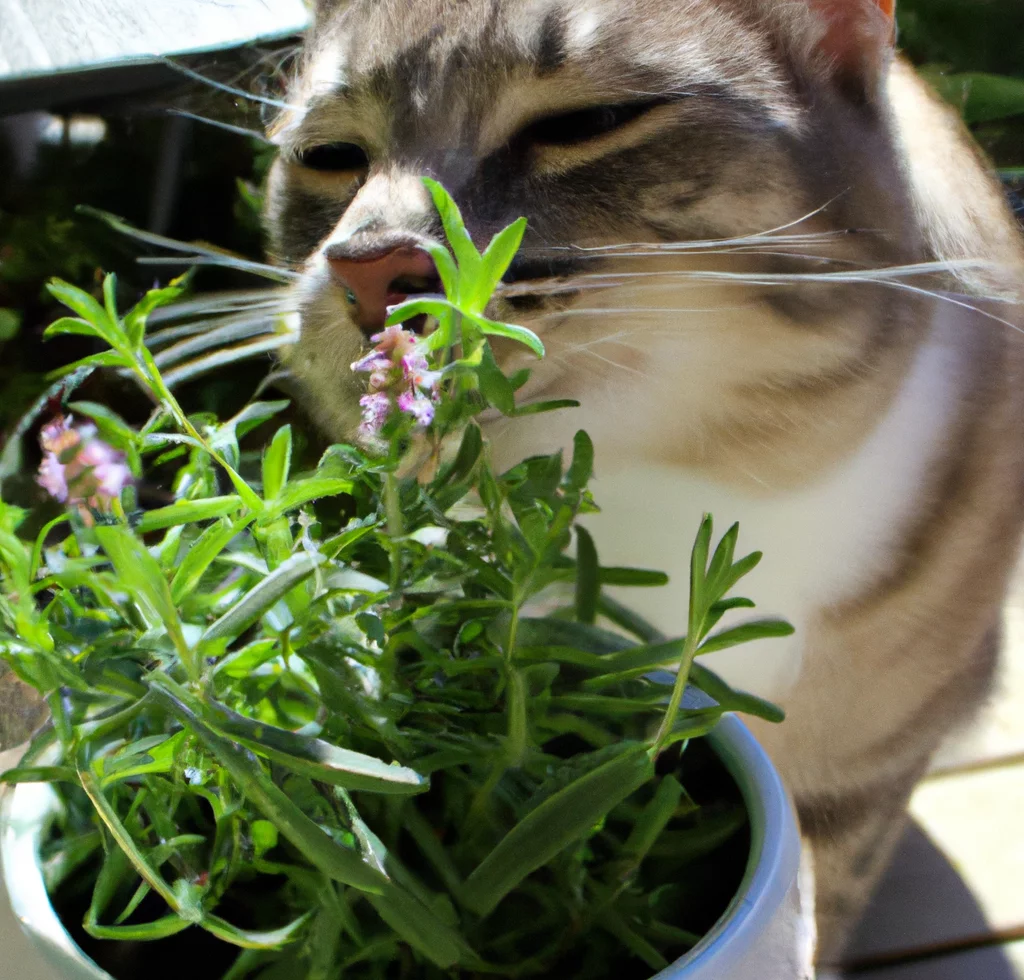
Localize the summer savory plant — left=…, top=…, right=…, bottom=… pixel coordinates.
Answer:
left=0, top=181, right=789, bottom=980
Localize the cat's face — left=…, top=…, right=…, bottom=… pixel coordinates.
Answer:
left=265, top=0, right=924, bottom=474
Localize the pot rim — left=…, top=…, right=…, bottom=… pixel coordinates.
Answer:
left=1, top=714, right=801, bottom=980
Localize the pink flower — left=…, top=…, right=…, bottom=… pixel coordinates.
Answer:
left=397, top=390, right=435, bottom=427
left=37, top=416, right=130, bottom=514
left=351, top=326, right=442, bottom=448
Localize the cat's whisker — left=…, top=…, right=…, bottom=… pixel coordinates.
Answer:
left=136, top=255, right=298, bottom=283
left=161, top=58, right=302, bottom=112
left=166, top=109, right=275, bottom=145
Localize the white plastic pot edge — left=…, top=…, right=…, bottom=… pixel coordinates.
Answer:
left=1, top=714, right=810, bottom=980
left=665, top=713, right=813, bottom=979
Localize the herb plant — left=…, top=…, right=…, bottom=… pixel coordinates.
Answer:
left=0, top=180, right=789, bottom=980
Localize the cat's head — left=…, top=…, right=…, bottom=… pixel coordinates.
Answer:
left=265, top=0, right=924, bottom=474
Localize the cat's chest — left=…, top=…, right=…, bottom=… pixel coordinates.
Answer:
left=579, top=321, right=961, bottom=701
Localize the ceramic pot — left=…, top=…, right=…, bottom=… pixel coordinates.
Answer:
left=0, top=715, right=813, bottom=980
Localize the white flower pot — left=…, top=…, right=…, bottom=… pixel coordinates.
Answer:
left=0, top=716, right=814, bottom=980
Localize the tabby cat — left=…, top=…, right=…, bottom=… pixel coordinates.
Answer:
left=264, top=0, right=1024, bottom=970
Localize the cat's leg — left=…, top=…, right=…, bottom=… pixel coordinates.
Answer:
left=795, top=761, right=928, bottom=965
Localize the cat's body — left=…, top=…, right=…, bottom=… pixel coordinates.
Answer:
left=265, top=0, right=1024, bottom=968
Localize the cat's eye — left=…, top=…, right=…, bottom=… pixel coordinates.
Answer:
left=295, top=142, right=369, bottom=172
left=519, top=100, right=665, bottom=148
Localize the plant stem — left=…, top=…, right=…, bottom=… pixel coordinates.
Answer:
left=651, top=628, right=701, bottom=756
left=384, top=472, right=404, bottom=593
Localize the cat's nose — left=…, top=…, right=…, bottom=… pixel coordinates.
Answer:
left=325, top=242, right=441, bottom=336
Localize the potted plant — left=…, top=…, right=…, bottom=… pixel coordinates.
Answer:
left=0, top=182, right=812, bottom=980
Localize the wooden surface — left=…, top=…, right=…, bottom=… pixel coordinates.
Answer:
left=0, top=0, right=310, bottom=80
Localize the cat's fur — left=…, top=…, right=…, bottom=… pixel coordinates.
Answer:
left=264, top=0, right=1024, bottom=967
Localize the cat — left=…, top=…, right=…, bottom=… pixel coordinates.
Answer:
left=263, top=0, right=1024, bottom=970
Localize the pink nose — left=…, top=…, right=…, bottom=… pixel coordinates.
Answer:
left=325, top=244, right=440, bottom=335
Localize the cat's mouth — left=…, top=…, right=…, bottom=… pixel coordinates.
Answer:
left=385, top=273, right=444, bottom=334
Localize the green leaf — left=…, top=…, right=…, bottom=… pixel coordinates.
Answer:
left=150, top=678, right=388, bottom=894
left=203, top=912, right=312, bottom=950
left=196, top=696, right=429, bottom=795
left=94, top=525, right=189, bottom=658
left=263, top=478, right=353, bottom=521
left=421, top=240, right=460, bottom=301
left=513, top=617, right=633, bottom=655
left=124, top=276, right=189, bottom=347
left=565, top=430, right=594, bottom=491
left=461, top=743, right=654, bottom=916
left=42, top=317, right=103, bottom=340
left=137, top=496, right=244, bottom=533
left=465, top=312, right=544, bottom=358
left=697, top=618, right=795, bottom=655
left=622, top=774, right=684, bottom=862
left=46, top=350, right=129, bottom=379
left=508, top=399, right=580, bottom=418
left=262, top=425, right=292, bottom=501
left=170, top=515, right=253, bottom=603
left=47, top=280, right=117, bottom=345
left=422, top=177, right=481, bottom=286
left=476, top=344, right=515, bottom=415
left=474, top=217, right=527, bottom=308
left=688, top=662, right=785, bottom=724
left=201, top=552, right=326, bottom=643
left=575, top=526, right=599, bottom=625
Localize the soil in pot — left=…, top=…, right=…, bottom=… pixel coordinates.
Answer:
left=44, top=738, right=749, bottom=980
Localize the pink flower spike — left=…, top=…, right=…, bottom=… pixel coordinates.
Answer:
left=397, top=390, right=435, bottom=428
left=36, top=416, right=130, bottom=512
left=37, top=453, right=69, bottom=502
left=369, top=324, right=418, bottom=360
left=351, top=349, right=392, bottom=375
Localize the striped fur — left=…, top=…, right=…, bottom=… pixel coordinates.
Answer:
left=264, top=0, right=1024, bottom=967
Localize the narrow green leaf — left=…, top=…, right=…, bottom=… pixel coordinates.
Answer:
left=150, top=678, right=388, bottom=894
left=422, top=178, right=481, bottom=285
left=384, top=297, right=456, bottom=329
left=46, top=350, right=129, bottom=379
left=201, top=552, right=326, bottom=643
left=622, top=774, right=684, bottom=862
left=47, top=280, right=115, bottom=343
left=465, top=312, right=544, bottom=358
left=508, top=399, right=580, bottom=417
left=461, top=744, right=654, bottom=916
left=203, top=912, right=312, bottom=950
left=697, top=618, right=795, bottom=655
left=262, top=425, right=292, bottom=501
left=706, top=522, right=739, bottom=595
left=477, top=344, right=516, bottom=415
left=421, top=240, right=460, bottom=301
left=78, top=767, right=182, bottom=913
left=367, top=886, right=466, bottom=969
left=263, top=478, right=353, bottom=521
left=575, top=526, right=599, bottom=625
left=475, top=217, right=527, bottom=307
left=94, top=525, right=188, bottom=655
left=170, top=515, right=253, bottom=603
left=85, top=913, right=192, bottom=942
left=137, top=496, right=243, bottom=533
left=0, top=765, right=76, bottom=784
left=688, top=514, right=713, bottom=637
left=565, top=430, right=594, bottom=491
left=42, top=317, right=102, bottom=340
left=589, top=637, right=687, bottom=678
left=597, top=567, right=668, bottom=587
left=512, top=617, right=633, bottom=655
left=197, top=696, right=428, bottom=794
left=688, top=662, right=785, bottom=724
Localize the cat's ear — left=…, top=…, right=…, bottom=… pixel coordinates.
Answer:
left=803, top=0, right=897, bottom=100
